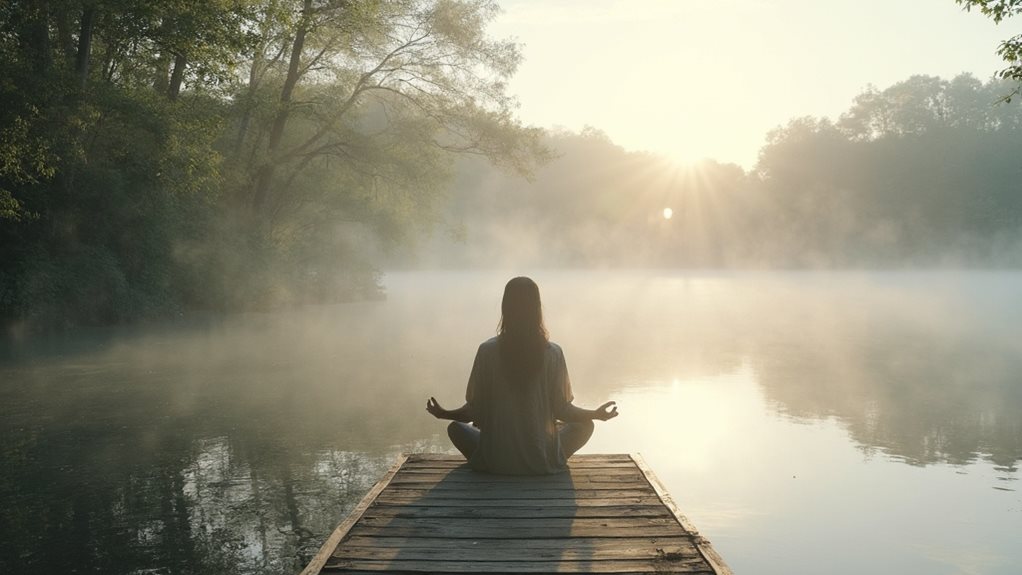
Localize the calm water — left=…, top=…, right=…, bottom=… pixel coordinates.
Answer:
left=2, top=271, right=1021, bottom=574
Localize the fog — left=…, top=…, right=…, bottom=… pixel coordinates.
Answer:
left=4, top=2, right=1022, bottom=574
left=3, top=271, right=1021, bottom=573
left=394, top=75, right=1022, bottom=271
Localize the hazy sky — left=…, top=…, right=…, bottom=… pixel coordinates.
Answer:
left=489, top=0, right=1013, bottom=167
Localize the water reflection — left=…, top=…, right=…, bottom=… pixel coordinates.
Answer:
left=541, top=271, right=1022, bottom=471
left=0, top=381, right=401, bottom=574
left=0, top=307, right=437, bottom=574
left=1, top=270, right=1020, bottom=574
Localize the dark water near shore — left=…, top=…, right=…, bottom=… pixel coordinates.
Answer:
left=2, top=270, right=1021, bottom=574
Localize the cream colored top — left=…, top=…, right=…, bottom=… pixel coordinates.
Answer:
left=466, top=337, right=574, bottom=475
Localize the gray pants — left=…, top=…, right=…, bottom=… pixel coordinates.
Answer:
left=446, top=420, right=595, bottom=461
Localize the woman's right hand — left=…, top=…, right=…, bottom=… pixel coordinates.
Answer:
left=426, top=397, right=448, bottom=419
left=594, top=401, right=619, bottom=421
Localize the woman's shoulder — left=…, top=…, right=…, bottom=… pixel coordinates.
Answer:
left=478, top=336, right=501, bottom=352
left=479, top=337, right=563, bottom=355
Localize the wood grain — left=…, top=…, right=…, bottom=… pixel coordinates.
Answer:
left=321, top=558, right=712, bottom=573
left=299, top=454, right=730, bottom=575
left=362, top=504, right=671, bottom=519
left=630, top=454, right=734, bottom=575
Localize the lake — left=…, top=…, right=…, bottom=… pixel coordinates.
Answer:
left=1, top=270, right=1020, bottom=574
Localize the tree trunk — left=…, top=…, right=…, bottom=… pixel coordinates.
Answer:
left=168, top=52, right=187, bottom=100
left=250, top=0, right=313, bottom=215
left=231, top=48, right=265, bottom=156
left=101, top=39, right=118, bottom=82
left=75, top=7, right=96, bottom=90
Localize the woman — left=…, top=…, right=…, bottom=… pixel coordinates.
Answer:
left=426, top=276, right=618, bottom=475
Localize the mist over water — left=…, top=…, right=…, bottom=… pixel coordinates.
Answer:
left=3, top=2, right=1021, bottom=574
left=2, top=270, right=1020, bottom=574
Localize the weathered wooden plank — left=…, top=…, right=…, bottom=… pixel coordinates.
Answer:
left=406, top=454, right=633, bottom=463
left=379, top=488, right=655, bottom=500
left=394, top=468, right=644, bottom=479
left=400, top=465, right=644, bottom=474
left=333, top=571, right=715, bottom=575
left=336, top=535, right=697, bottom=551
left=392, top=470, right=642, bottom=479
left=389, top=479, right=651, bottom=490
left=346, top=517, right=686, bottom=539
left=402, top=459, right=641, bottom=465
left=397, top=463, right=641, bottom=472
left=357, top=516, right=679, bottom=529
left=362, top=504, right=671, bottom=519
left=373, top=496, right=666, bottom=507
left=345, top=526, right=685, bottom=540
left=321, top=558, right=712, bottom=573
left=332, top=544, right=700, bottom=562
left=299, top=454, right=408, bottom=575
left=401, top=460, right=639, bottom=470
left=387, top=483, right=652, bottom=492
left=392, top=471, right=641, bottom=482
left=630, top=454, right=733, bottom=575
left=302, top=454, right=727, bottom=575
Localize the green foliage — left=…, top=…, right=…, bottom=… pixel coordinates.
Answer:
left=0, top=0, right=547, bottom=330
left=213, top=0, right=547, bottom=308
left=958, top=0, right=1022, bottom=21
left=957, top=0, right=1022, bottom=100
left=0, top=111, right=56, bottom=221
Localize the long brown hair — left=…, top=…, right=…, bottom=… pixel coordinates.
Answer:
left=497, top=276, right=549, bottom=385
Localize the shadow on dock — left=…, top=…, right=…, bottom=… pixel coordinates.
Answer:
left=302, top=453, right=730, bottom=574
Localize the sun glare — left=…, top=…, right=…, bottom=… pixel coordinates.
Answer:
left=663, top=207, right=674, bottom=220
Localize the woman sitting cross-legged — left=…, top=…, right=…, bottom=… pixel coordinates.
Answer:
left=426, top=276, right=618, bottom=475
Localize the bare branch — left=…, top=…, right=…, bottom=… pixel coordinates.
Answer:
left=280, top=31, right=435, bottom=161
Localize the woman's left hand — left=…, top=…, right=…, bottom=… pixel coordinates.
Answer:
left=594, top=401, right=619, bottom=421
left=426, top=397, right=449, bottom=419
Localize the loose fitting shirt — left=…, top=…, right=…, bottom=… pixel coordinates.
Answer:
left=465, top=337, right=574, bottom=475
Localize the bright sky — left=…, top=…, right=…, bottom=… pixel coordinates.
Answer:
left=490, top=0, right=1013, bottom=168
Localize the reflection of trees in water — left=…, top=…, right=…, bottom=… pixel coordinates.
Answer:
left=0, top=365, right=416, bottom=574
left=0, top=302, right=464, bottom=573
left=178, top=437, right=394, bottom=573
left=555, top=274, right=1022, bottom=473
left=0, top=424, right=400, bottom=574
left=746, top=297, right=1022, bottom=472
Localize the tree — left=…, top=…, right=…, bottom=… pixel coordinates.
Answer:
left=213, top=0, right=548, bottom=308
left=1, top=0, right=548, bottom=327
left=231, top=0, right=545, bottom=225
left=754, top=74, right=1022, bottom=266
left=957, top=0, right=1022, bottom=100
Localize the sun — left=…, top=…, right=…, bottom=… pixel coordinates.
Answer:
left=662, top=207, right=674, bottom=220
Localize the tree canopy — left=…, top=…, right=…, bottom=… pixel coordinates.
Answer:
left=413, top=74, right=1022, bottom=270
left=957, top=0, right=1022, bottom=99
left=0, top=0, right=546, bottom=329
left=4, top=1, right=1022, bottom=331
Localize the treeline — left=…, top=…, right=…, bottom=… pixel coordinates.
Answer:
left=413, top=73, right=1022, bottom=268
left=0, top=0, right=544, bottom=329
left=4, top=0, right=1022, bottom=333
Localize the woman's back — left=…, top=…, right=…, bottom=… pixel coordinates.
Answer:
left=426, top=276, right=616, bottom=474
left=466, top=337, right=573, bottom=475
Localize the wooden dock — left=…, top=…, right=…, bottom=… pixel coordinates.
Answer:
left=300, top=453, right=732, bottom=574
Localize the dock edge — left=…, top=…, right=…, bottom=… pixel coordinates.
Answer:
left=630, top=452, right=734, bottom=575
